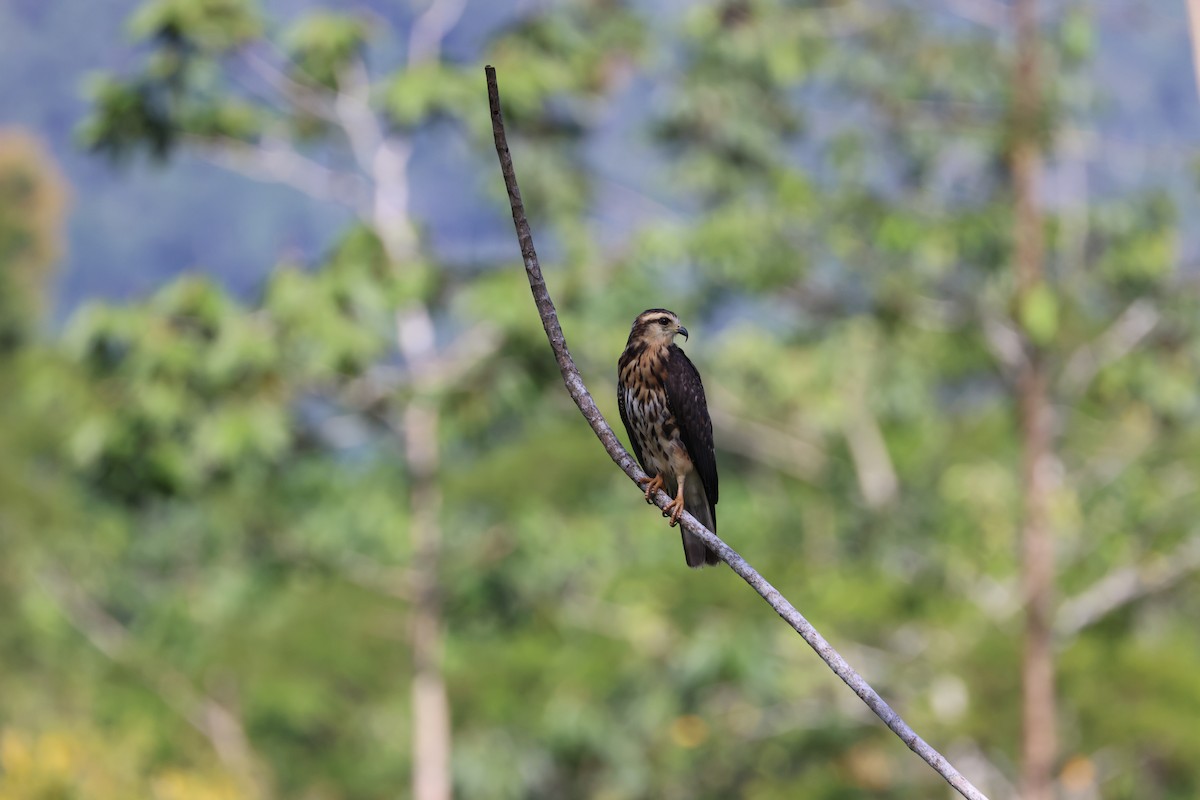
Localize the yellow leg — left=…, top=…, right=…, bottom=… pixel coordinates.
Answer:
left=664, top=473, right=686, bottom=527
left=637, top=473, right=664, bottom=503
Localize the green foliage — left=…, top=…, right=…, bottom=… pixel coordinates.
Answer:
left=80, top=0, right=264, bottom=160
left=0, top=132, right=67, bottom=349
left=384, top=63, right=479, bottom=128
left=1093, top=193, right=1177, bottom=290
left=129, top=0, right=262, bottom=51
left=281, top=12, right=369, bottom=89
left=79, top=75, right=180, bottom=160
left=1019, top=282, right=1059, bottom=345
left=486, top=0, right=646, bottom=122
left=63, top=279, right=291, bottom=501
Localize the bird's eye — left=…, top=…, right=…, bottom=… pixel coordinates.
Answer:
left=659, top=317, right=670, bottom=326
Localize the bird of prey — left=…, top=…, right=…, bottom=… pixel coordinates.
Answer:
left=617, top=308, right=720, bottom=568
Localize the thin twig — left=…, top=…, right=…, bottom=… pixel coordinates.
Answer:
left=485, top=64, right=990, bottom=800
left=1059, top=299, right=1159, bottom=397
left=39, top=571, right=262, bottom=786
left=408, top=0, right=469, bottom=66
left=1056, top=534, right=1200, bottom=639
left=843, top=401, right=900, bottom=508
left=186, top=133, right=370, bottom=213
left=706, top=403, right=826, bottom=482
left=339, top=321, right=504, bottom=410
left=237, top=49, right=339, bottom=121
left=982, top=314, right=1027, bottom=378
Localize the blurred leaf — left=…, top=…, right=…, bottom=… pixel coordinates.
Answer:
left=1019, top=282, right=1059, bottom=345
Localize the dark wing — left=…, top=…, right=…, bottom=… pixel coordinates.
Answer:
left=617, top=372, right=646, bottom=470
left=665, top=345, right=718, bottom=507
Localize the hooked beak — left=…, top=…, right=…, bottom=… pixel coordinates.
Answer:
left=676, top=325, right=689, bottom=341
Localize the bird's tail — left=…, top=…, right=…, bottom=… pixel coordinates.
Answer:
left=681, top=481, right=720, bottom=568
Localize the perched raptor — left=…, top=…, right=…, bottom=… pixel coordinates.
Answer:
left=617, top=308, right=720, bottom=568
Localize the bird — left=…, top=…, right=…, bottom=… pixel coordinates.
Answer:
left=617, top=308, right=720, bottom=568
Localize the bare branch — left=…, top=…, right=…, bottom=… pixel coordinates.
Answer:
left=341, top=322, right=504, bottom=412
left=331, top=58, right=418, bottom=262
left=1056, top=534, right=1200, bottom=638
left=334, top=59, right=386, bottom=173
left=707, top=402, right=826, bottom=483
left=335, top=557, right=416, bottom=601
left=408, top=0, right=469, bottom=66
left=39, top=571, right=263, bottom=786
left=950, top=743, right=1019, bottom=800
left=844, top=403, right=899, bottom=509
left=1059, top=299, right=1160, bottom=396
left=485, top=64, right=991, bottom=800
left=187, top=133, right=371, bottom=212
left=237, top=49, right=339, bottom=121
left=982, top=314, right=1026, bottom=377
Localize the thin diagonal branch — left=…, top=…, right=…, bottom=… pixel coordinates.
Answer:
left=409, top=0, right=469, bottom=67
left=706, top=403, right=825, bottom=482
left=340, top=321, right=504, bottom=410
left=485, top=64, right=990, bottom=800
left=982, top=314, right=1027, bottom=378
left=1056, top=534, right=1200, bottom=639
left=843, top=401, right=899, bottom=508
left=1059, top=299, right=1159, bottom=396
left=237, top=49, right=339, bottom=121
left=39, top=570, right=263, bottom=789
left=186, top=133, right=370, bottom=213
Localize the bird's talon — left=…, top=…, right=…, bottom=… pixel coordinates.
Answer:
left=638, top=474, right=664, bottom=503
left=664, top=495, right=686, bottom=527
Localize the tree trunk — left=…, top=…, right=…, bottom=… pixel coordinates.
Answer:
left=1017, top=360, right=1056, bottom=800
left=404, top=397, right=451, bottom=800
left=1012, top=1, right=1057, bottom=798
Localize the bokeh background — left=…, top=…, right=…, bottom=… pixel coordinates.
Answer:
left=2, top=1, right=1200, bottom=798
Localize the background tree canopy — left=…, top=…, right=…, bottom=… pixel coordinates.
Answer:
left=2, top=1, right=1199, bottom=798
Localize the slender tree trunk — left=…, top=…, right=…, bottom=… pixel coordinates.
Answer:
left=366, top=95, right=450, bottom=795
left=1012, top=1, right=1057, bottom=798
left=1017, top=362, right=1056, bottom=800
left=404, top=396, right=451, bottom=800
left=373, top=125, right=449, bottom=794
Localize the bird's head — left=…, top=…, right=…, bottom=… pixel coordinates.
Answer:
left=628, top=308, right=688, bottom=347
